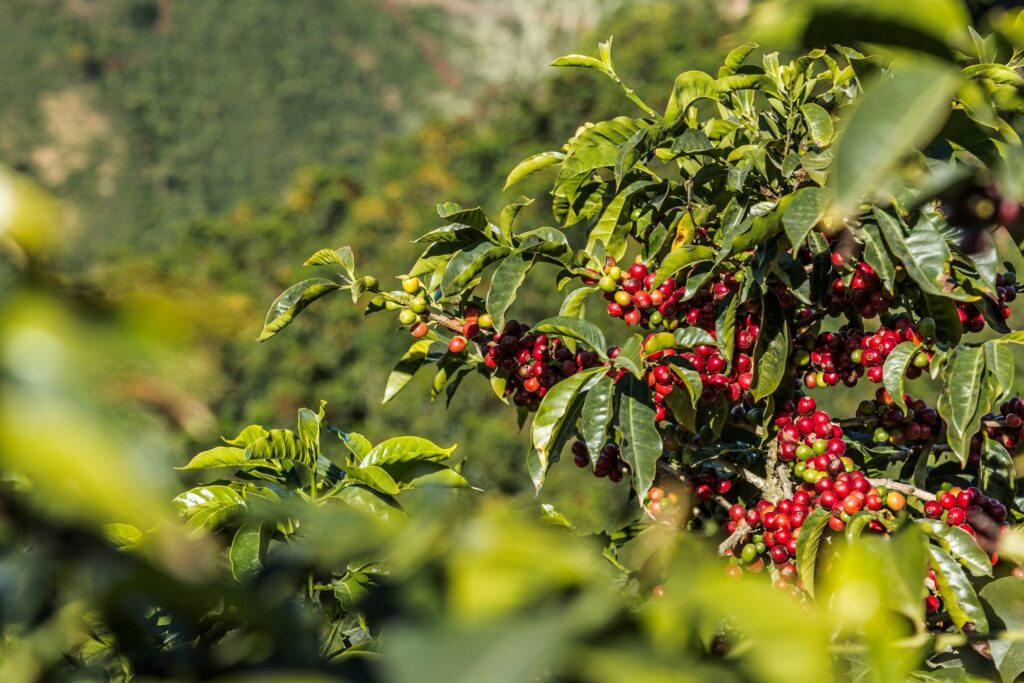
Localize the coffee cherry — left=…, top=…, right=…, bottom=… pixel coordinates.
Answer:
left=398, top=309, right=418, bottom=326
left=478, top=313, right=494, bottom=329
left=448, top=336, right=467, bottom=353
left=401, top=277, right=421, bottom=294
left=411, top=322, right=430, bottom=337
left=886, top=491, right=906, bottom=511
left=598, top=275, right=618, bottom=292
left=924, top=500, right=943, bottom=518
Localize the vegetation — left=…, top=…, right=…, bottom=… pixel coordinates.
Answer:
left=4, top=1, right=1024, bottom=682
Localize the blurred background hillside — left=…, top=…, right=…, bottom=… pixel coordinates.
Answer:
left=0, top=0, right=743, bottom=505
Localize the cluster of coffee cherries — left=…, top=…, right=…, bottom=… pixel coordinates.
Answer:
left=482, top=321, right=601, bottom=408
left=858, top=390, right=942, bottom=447
left=644, top=467, right=735, bottom=518
left=956, top=272, right=1017, bottom=333
left=644, top=340, right=755, bottom=412
left=825, top=259, right=894, bottom=319
left=922, top=484, right=1007, bottom=556
left=571, top=440, right=628, bottom=483
left=793, top=318, right=931, bottom=388
left=969, top=397, right=1024, bottom=459
left=597, top=259, right=691, bottom=328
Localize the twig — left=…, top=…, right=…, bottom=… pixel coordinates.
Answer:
left=708, top=457, right=768, bottom=490
left=718, top=520, right=750, bottom=555
left=866, top=478, right=936, bottom=502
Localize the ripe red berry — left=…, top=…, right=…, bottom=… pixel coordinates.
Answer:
left=448, top=336, right=467, bottom=353
left=923, top=500, right=942, bottom=518
left=797, top=396, right=816, bottom=415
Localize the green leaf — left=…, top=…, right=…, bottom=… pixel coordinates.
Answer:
left=782, top=187, right=828, bottom=246
left=882, top=342, right=920, bottom=413
left=401, top=467, right=469, bottom=489
left=297, top=401, right=325, bottom=454
left=504, top=151, right=565, bottom=190
left=384, top=340, right=433, bottom=404
left=178, top=446, right=247, bottom=470
left=858, top=222, right=896, bottom=292
left=832, top=63, right=961, bottom=220
left=345, top=465, right=401, bottom=495
left=980, top=436, right=1016, bottom=507
left=487, top=252, right=533, bottom=331
left=615, top=335, right=644, bottom=378
left=229, top=523, right=264, bottom=582
left=258, top=278, right=342, bottom=341
left=103, top=523, right=143, bottom=550
left=652, top=245, right=716, bottom=286
left=664, top=71, right=718, bottom=124
left=800, top=102, right=834, bottom=146
left=980, top=578, right=1024, bottom=683
left=751, top=292, right=789, bottom=400
left=550, top=54, right=607, bottom=72
left=245, top=429, right=309, bottom=465
left=943, top=345, right=986, bottom=442
left=922, top=292, right=963, bottom=344
left=581, top=375, right=614, bottom=461
left=984, top=340, right=1015, bottom=405
left=928, top=545, right=989, bottom=632
left=796, top=506, right=831, bottom=598
left=714, top=291, right=739, bottom=373
left=173, top=485, right=247, bottom=532
left=442, top=243, right=510, bottom=295
left=531, top=317, right=607, bottom=357
left=616, top=374, right=662, bottom=498
left=436, top=203, right=488, bottom=229
left=918, top=520, right=991, bottom=577
left=560, top=117, right=645, bottom=178
left=559, top=286, right=596, bottom=319
left=304, top=245, right=355, bottom=276
left=360, top=437, right=456, bottom=467
left=674, top=327, right=717, bottom=349
left=531, top=369, right=604, bottom=478
left=874, top=210, right=955, bottom=297
left=719, top=42, right=758, bottom=76
left=336, top=430, right=373, bottom=460
left=222, top=424, right=269, bottom=447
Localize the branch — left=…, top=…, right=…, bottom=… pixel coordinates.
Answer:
left=718, top=519, right=750, bottom=555
left=866, top=478, right=936, bottom=502
left=708, top=457, right=767, bottom=490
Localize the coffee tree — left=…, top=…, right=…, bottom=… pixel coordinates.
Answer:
left=261, top=14, right=1024, bottom=679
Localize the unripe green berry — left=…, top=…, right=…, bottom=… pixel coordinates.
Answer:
left=599, top=275, right=618, bottom=292
left=398, top=309, right=418, bottom=326
left=410, top=297, right=428, bottom=314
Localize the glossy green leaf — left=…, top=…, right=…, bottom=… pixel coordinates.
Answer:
left=664, top=71, right=718, bottom=124
left=782, top=186, right=828, bottom=246
left=384, top=340, right=433, bottom=404
left=858, top=222, right=896, bottom=292
left=832, top=63, right=960, bottom=220
left=714, top=291, right=739, bottom=374
left=550, top=54, right=607, bottom=71
left=652, top=245, right=716, bottom=286
left=103, top=523, right=144, bottom=550
left=615, top=335, right=643, bottom=378
left=229, top=523, right=264, bottom=582
left=401, top=467, right=470, bottom=489
left=616, top=374, right=662, bottom=498
left=874, top=210, right=954, bottom=297
left=336, top=430, right=373, bottom=460
left=918, top=520, right=992, bottom=577
left=178, top=446, right=247, bottom=470
left=345, top=465, right=401, bottom=495
left=796, top=506, right=831, bottom=598
left=258, top=278, right=342, bottom=341
left=559, top=286, right=596, bottom=319
left=980, top=578, right=1024, bottom=683
left=531, top=368, right=604, bottom=476
left=504, top=151, right=565, bottom=190
left=984, top=340, right=1015, bottom=405
left=719, top=42, right=758, bottom=76
left=173, top=485, right=246, bottom=532
left=800, top=102, right=834, bottom=146
left=304, top=245, right=355, bottom=276
left=928, top=545, right=989, bottom=632
left=943, top=345, right=985, bottom=442
left=442, top=243, right=510, bottom=295
left=360, top=437, right=456, bottom=467
left=560, top=117, right=645, bottom=178
left=531, top=317, right=607, bottom=357
left=882, top=342, right=920, bottom=413
left=486, top=252, right=533, bottom=333
left=750, top=292, right=789, bottom=400
left=581, top=375, right=615, bottom=461
left=222, top=424, right=270, bottom=447
left=245, top=429, right=309, bottom=465
left=980, top=436, right=1016, bottom=507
